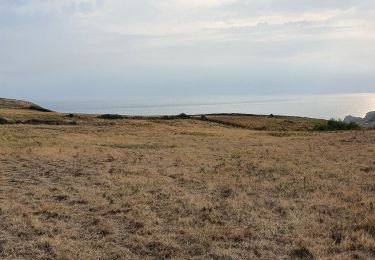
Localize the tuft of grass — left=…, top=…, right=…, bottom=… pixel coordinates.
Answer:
left=290, top=247, right=314, bottom=259
left=313, top=119, right=361, bottom=131
left=103, top=143, right=176, bottom=149
left=131, top=185, right=140, bottom=195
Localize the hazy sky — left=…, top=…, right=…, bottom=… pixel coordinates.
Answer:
left=1, top=0, right=374, bottom=99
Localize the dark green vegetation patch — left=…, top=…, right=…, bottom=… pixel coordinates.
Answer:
left=28, top=104, right=52, bottom=112
left=98, top=114, right=124, bottom=120
left=313, top=119, right=361, bottom=131
left=0, top=117, right=9, bottom=124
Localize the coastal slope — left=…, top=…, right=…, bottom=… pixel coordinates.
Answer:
left=0, top=97, right=51, bottom=112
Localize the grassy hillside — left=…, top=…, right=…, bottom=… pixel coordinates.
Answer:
left=0, top=107, right=374, bottom=259
left=0, top=98, right=34, bottom=109
left=197, top=114, right=326, bottom=131
left=0, top=98, right=51, bottom=112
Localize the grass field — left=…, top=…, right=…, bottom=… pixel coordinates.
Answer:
left=198, top=114, right=326, bottom=131
left=0, top=105, right=374, bottom=259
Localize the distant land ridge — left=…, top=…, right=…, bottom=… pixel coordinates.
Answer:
left=0, top=97, right=51, bottom=112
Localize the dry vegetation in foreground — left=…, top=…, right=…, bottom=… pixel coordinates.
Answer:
left=0, top=108, right=374, bottom=259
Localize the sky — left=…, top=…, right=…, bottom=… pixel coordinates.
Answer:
left=0, top=0, right=374, bottom=100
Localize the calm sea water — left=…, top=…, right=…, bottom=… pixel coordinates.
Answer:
left=36, top=93, right=375, bottom=120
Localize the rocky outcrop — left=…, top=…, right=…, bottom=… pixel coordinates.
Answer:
left=344, top=111, right=375, bottom=128
left=364, top=111, right=375, bottom=123
left=343, top=115, right=363, bottom=124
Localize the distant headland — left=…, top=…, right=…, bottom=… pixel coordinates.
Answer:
left=0, top=97, right=52, bottom=112
left=344, top=111, right=375, bottom=128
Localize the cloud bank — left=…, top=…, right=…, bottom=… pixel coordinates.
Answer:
left=1, top=0, right=374, bottom=99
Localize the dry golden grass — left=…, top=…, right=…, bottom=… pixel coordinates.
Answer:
left=0, top=98, right=34, bottom=109
left=0, top=108, right=374, bottom=259
left=201, top=114, right=326, bottom=131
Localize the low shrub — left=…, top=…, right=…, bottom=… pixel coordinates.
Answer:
left=0, top=117, right=9, bottom=124
left=176, top=113, right=190, bottom=119
left=98, top=114, right=124, bottom=120
left=161, top=113, right=191, bottom=120
left=16, top=119, right=77, bottom=125
left=313, top=119, right=361, bottom=131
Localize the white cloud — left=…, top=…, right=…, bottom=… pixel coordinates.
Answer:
left=202, top=9, right=343, bottom=30
left=0, top=0, right=374, bottom=97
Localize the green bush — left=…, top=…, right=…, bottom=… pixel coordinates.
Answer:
left=313, top=119, right=361, bottom=131
left=0, top=117, right=9, bottom=124
left=98, top=114, right=124, bottom=120
left=161, top=113, right=191, bottom=120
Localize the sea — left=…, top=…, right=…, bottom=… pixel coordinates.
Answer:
left=35, top=93, right=375, bottom=120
